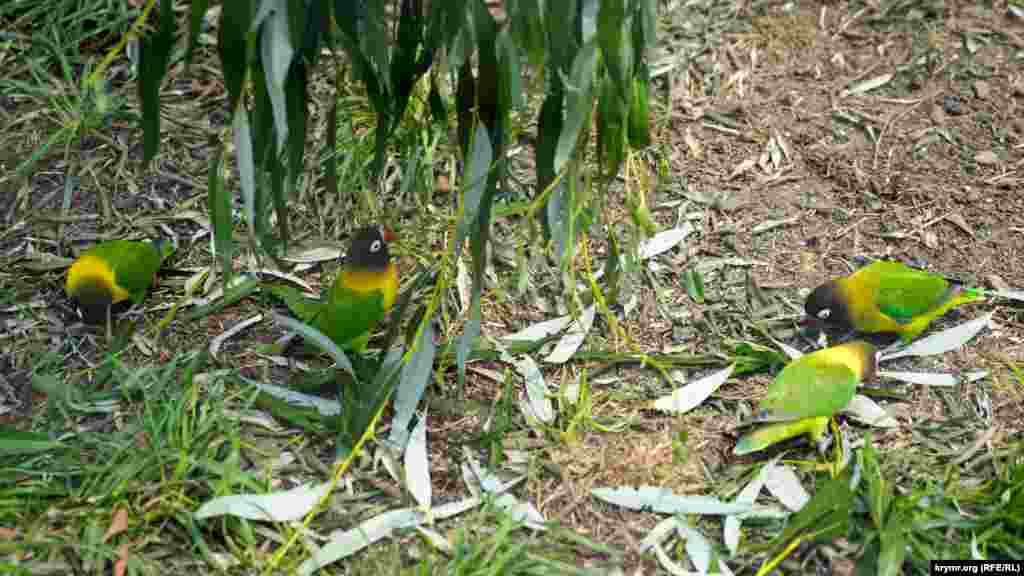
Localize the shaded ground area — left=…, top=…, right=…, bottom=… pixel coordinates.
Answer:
left=2, top=0, right=1024, bottom=573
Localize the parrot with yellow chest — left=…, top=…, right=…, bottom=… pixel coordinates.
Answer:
left=65, top=238, right=174, bottom=339
left=803, top=260, right=985, bottom=343
left=271, top=225, right=399, bottom=351
left=734, top=340, right=878, bottom=456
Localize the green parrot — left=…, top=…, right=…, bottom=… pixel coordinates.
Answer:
left=271, top=225, right=398, bottom=351
left=65, top=239, right=174, bottom=335
left=733, top=340, right=877, bottom=456
left=803, top=260, right=984, bottom=343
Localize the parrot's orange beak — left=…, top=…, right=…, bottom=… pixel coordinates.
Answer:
left=382, top=227, right=397, bottom=242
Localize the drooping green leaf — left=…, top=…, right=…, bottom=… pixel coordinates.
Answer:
left=138, top=0, right=175, bottom=166
left=598, top=0, right=626, bottom=88
left=388, top=319, right=437, bottom=450
left=628, top=70, right=651, bottom=148
left=272, top=312, right=356, bottom=378
left=454, top=124, right=494, bottom=260
left=508, top=0, right=546, bottom=68
left=207, top=148, right=233, bottom=288
left=217, top=0, right=254, bottom=111
left=597, top=75, right=627, bottom=177
left=554, top=40, right=599, bottom=174
left=185, top=0, right=210, bottom=69
left=232, top=107, right=257, bottom=243
left=258, top=0, right=294, bottom=155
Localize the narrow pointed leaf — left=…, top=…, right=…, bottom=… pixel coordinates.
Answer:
left=592, top=486, right=753, bottom=515
left=677, top=524, right=712, bottom=573
left=640, top=517, right=678, bottom=552
left=638, top=224, right=694, bottom=259
left=517, top=355, right=554, bottom=423
left=878, top=371, right=958, bottom=387
left=544, top=305, right=596, bottom=363
left=299, top=509, right=420, bottom=574
left=554, top=41, right=599, bottom=174
left=404, top=414, right=431, bottom=508
left=653, top=364, right=735, bottom=414
left=232, top=110, right=257, bottom=241
left=879, top=312, right=993, bottom=361
left=195, top=482, right=330, bottom=521
left=254, top=381, right=340, bottom=416
left=725, top=462, right=771, bottom=555
left=388, top=321, right=437, bottom=450
left=844, top=395, right=899, bottom=428
left=259, top=0, right=294, bottom=154
left=207, top=149, right=233, bottom=288
left=271, top=312, right=355, bottom=378
left=502, top=314, right=573, bottom=343
left=454, top=125, right=494, bottom=258
left=764, top=464, right=809, bottom=512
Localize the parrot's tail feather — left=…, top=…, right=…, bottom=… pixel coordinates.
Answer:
left=733, top=417, right=829, bottom=456
left=967, top=287, right=1024, bottom=302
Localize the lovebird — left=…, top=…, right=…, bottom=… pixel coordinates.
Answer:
left=733, top=340, right=878, bottom=456
left=271, top=225, right=399, bottom=351
left=803, top=260, right=984, bottom=343
left=65, top=238, right=174, bottom=329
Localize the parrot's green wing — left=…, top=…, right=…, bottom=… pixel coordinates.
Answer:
left=88, top=240, right=166, bottom=304
left=267, top=282, right=386, bottom=350
left=755, top=358, right=858, bottom=422
left=734, top=416, right=830, bottom=456
left=317, top=282, right=386, bottom=350
left=861, top=261, right=955, bottom=321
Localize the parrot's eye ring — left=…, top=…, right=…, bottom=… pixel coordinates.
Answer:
left=816, top=308, right=831, bottom=320
left=369, top=239, right=382, bottom=253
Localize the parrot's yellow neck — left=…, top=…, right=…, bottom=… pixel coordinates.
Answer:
left=828, top=341, right=876, bottom=380
left=339, top=263, right=398, bottom=311
left=66, top=255, right=129, bottom=303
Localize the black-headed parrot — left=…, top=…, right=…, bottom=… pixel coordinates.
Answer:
left=803, top=260, right=984, bottom=343
left=271, top=225, right=398, bottom=351
left=65, top=238, right=173, bottom=327
left=734, top=340, right=877, bottom=456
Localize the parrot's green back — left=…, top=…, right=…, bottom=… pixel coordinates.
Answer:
left=755, top=359, right=859, bottom=422
left=268, top=282, right=386, bottom=351
left=734, top=341, right=876, bottom=456
left=854, top=261, right=960, bottom=321
left=87, top=240, right=166, bottom=302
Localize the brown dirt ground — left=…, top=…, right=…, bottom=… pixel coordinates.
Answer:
left=2, top=0, right=1024, bottom=572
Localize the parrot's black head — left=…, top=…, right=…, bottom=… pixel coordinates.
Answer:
left=71, top=280, right=115, bottom=324
left=802, top=281, right=853, bottom=336
left=346, top=225, right=395, bottom=271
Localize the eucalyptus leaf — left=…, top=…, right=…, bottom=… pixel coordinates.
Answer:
left=299, top=508, right=420, bottom=574
left=844, top=395, right=899, bottom=428
left=879, top=312, right=993, bottom=361
left=517, top=355, right=554, bottom=424
left=878, top=371, right=958, bottom=387
left=653, top=364, right=734, bottom=414
left=592, top=486, right=753, bottom=516
left=404, top=414, right=431, bottom=508
left=544, top=305, right=596, bottom=364
left=764, top=464, right=809, bottom=512
left=195, top=482, right=330, bottom=521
